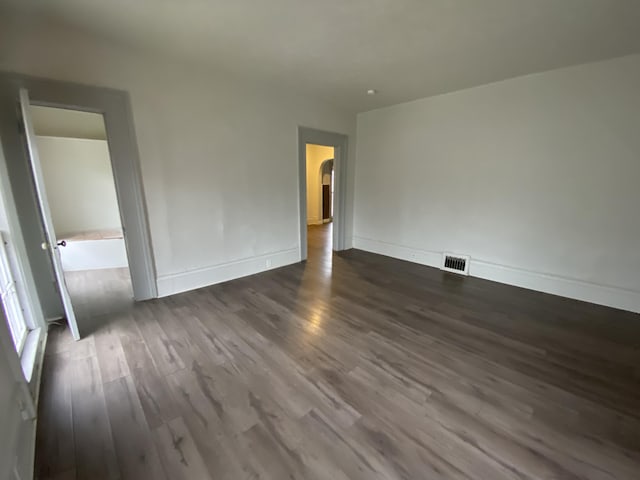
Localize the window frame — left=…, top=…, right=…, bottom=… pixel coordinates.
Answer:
left=0, top=233, right=30, bottom=355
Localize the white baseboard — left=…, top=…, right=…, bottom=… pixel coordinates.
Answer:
left=156, top=248, right=299, bottom=297
left=469, top=260, right=640, bottom=314
left=344, top=235, right=354, bottom=249
left=352, top=236, right=442, bottom=268
left=352, top=236, right=640, bottom=314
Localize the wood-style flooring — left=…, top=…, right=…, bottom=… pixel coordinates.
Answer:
left=63, top=267, right=134, bottom=336
left=36, top=224, right=640, bottom=479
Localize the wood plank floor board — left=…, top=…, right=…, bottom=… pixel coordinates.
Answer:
left=116, top=315, right=155, bottom=372
left=235, top=421, right=317, bottom=480
left=183, top=409, right=260, bottom=480
left=35, top=225, right=640, bottom=479
left=252, top=395, right=321, bottom=475
left=34, top=351, right=75, bottom=479
left=131, top=302, right=186, bottom=376
left=297, top=408, right=405, bottom=480
left=148, top=301, right=217, bottom=372
left=358, top=322, right=640, bottom=474
left=103, top=376, right=167, bottom=480
left=227, top=308, right=362, bottom=428
left=116, top=317, right=182, bottom=430
left=93, top=319, right=132, bottom=384
left=40, top=470, right=77, bottom=480
left=128, top=364, right=181, bottom=431
left=153, top=417, right=212, bottom=480
left=166, top=306, right=232, bottom=366
left=69, top=355, right=120, bottom=480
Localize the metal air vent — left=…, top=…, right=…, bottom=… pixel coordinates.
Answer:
left=441, top=253, right=470, bottom=275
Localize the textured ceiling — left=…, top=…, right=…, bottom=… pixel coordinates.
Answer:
left=3, top=0, right=640, bottom=112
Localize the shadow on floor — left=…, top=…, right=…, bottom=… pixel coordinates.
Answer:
left=63, top=267, right=134, bottom=336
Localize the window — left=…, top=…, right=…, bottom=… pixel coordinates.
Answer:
left=0, top=234, right=28, bottom=354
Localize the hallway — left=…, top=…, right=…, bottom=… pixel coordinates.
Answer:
left=307, top=223, right=332, bottom=262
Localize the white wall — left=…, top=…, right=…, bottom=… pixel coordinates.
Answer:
left=0, top=136, right=41, bottom=480
left=0, top=316, right=36, bottom=480
left=354, top=54, right=640, bottom=313
left=306, top=144, right=334, bottom=225
left=0, top=329, right=24, bottom=480
left=0, top=195, right=32, bottom=480
left=0, top=12, right=356, bottom=297
left=37, top=136, right=122, bottom=238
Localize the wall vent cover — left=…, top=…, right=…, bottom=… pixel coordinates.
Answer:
left=441, top=253, right=470, bottom=275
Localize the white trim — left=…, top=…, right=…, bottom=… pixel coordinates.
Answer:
left=156, top=248, right=299, bottom=297
left=353, top=236, right=442, bottom=268
left=352, top=236, right=640, bottom=314
left=19, top=327, right=44, bottom=383
left=107, top=93, right=159, bottom=300
left=469, top=260, right=640, bottom=314
left=20, top=326, right=47, bottom=480
left=1, top=72, right=158, bottom=304
left=0, top=233, right=28, bottom=353
left=0, top=304, right=41, bottom=480
left=19, top=88, right=81, bottom=341
left=0, top=141, right=46, bottom=331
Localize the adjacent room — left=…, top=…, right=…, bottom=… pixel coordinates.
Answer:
left=31, top=105, right=134, bottom=327
left=305, top=143, right=334, bottom=263
left=0, top=2, right=639, bottom=480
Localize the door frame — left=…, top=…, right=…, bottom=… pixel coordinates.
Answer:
left=0, top=72, right=157, bottom=303
left=298, top=127, right=348, bottom=260
left=19, top=88, right=81, bottom=340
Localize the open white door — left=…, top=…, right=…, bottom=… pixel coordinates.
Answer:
left=19, top=89, right=80, bottom=340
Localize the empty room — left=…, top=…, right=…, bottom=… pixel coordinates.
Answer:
left=0, top=2, right=639, bottom=480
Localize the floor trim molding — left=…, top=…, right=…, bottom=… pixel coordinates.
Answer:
left=156, top=248, right=299, bottom=297
left=353, top=236, right=640, bottom=314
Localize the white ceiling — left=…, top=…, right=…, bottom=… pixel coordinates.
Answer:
left=31, top=105, right=106, bottom=140
left=5, top=0, right=640, bottom=112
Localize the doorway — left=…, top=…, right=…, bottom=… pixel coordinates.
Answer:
left=30, top=105, right=134, bottom=329
left=297, top=127, right=348, bottom=262
left=0, top=73, right=156, bottom=340
left=305, top=144, right=334, bottom=262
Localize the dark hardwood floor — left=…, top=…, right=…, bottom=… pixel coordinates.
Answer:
left=36, top=224, right=640, bottom=479
left=63, top=267, right=134, bottom=336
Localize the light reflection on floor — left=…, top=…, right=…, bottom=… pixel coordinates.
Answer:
left=302, top=223, right=332, bottom=336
